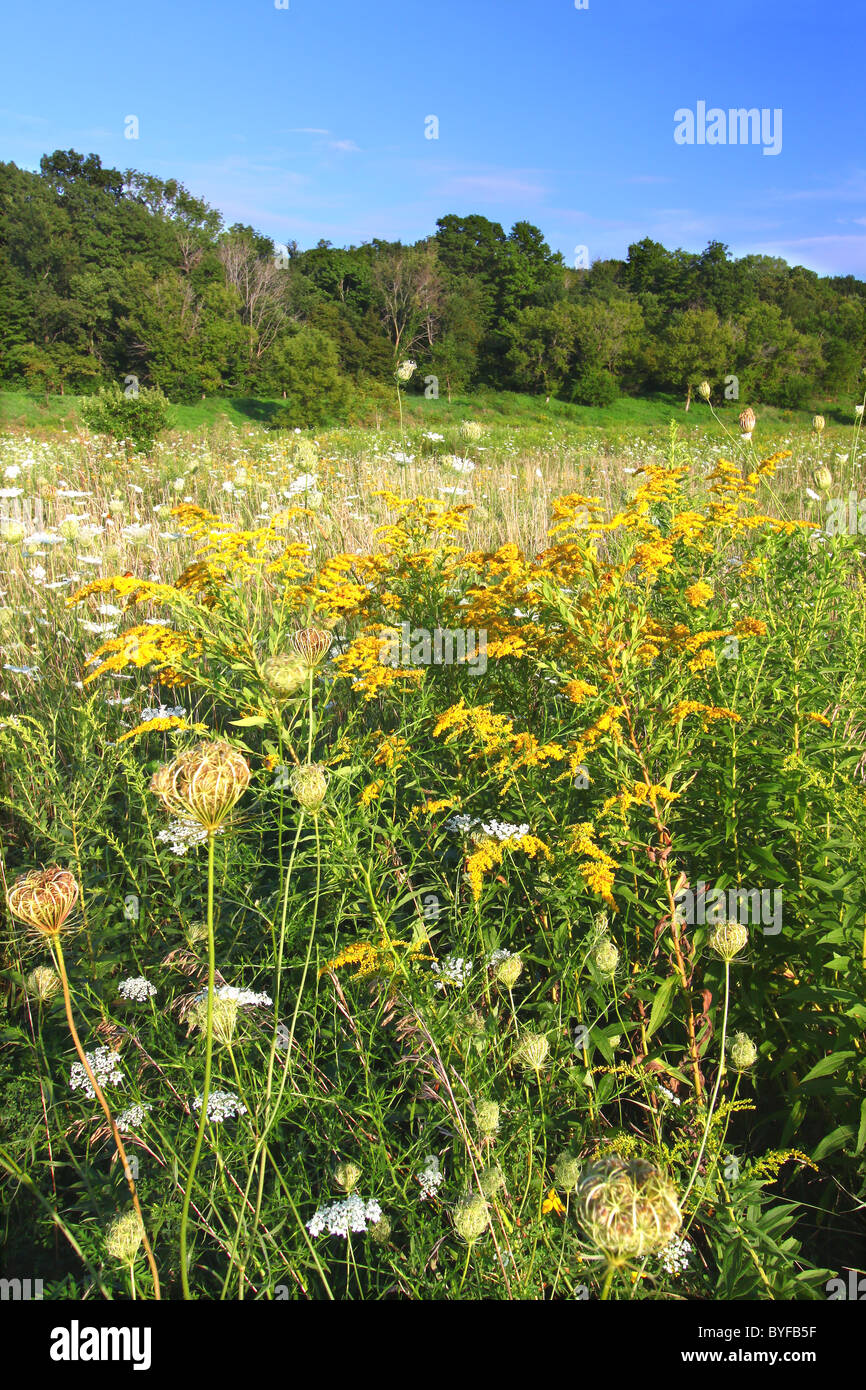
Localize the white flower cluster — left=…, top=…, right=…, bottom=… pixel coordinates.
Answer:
left=659, top=1233, right=693, bottom=1276
left=488, top=947, right=515, bottom=967
left=141, top=704, right=186, bottom=721
left=216, top=985, right=273, bottom=1008
left=446, top=814, right=530, bottom=841
left=157, top=820, right=210, bottom=855
left=192, top=1090, right=247, bottom=1123
left=118, top=976, right=157, bottom=1002
left=431, top=955, right=472, bottom=987
left=190, top=984, right=273, bottom=1009
left=69, top=1048, right=124, bottom=1099
left=395, top=360, right=417, bottom=382
left=283, top=472, right=324, bottom=508
left=116, top=1103, right=152, bottom=1131
left=657, top=1084, right=682, bottom=1107
left=416, top=1154, right=444, bottom=1201
left=307, top=1193, right=383, bottom=1239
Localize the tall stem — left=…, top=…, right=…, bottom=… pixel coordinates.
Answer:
left=179, top=829, right=217, bottom=1299
left=682, top=958, right=731, bottom=1209
left=53, top=937, right=160, bottom=1298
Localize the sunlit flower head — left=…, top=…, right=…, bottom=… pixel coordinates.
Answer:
left=261, top=653, right=307, bottom=701
left=26, top=964, right=62, bottom=1002
left=514, top=1031, right=550, bottom=1073
left=150, top=740, right=250, bottom=832
left=105, top=1210, right=145, bottom=1265
left=7, top=867, right=80, bottom=945
left=290, top=627, right=333, bottom=667
left=707, top=919, right=748, bottom=962
left=289, top=762, right=329, bottom=813
left=453, top=1192, right=490, bottom=1244
left=576, top=1153, right=682, bottom=1259
left=334, top=1160, right=362, bottom=1193
left=728, top=1031, right=758, bottom=1071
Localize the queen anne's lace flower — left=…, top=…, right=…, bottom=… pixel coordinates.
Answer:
left=446, top=814, right=530, bottom=841
left=69, top=1048, right=124, bottom=1099
left=659, top=1233, right=693, bottom=1276
left=192, top=1090, right=246, bottom=1123
left=307, top=1193, right=383, bottom=1238
left=190, top=984, right=273, bottom=1009
left=118, top=976, right=157, bottom=1002
left=416, top=1155, right=444, bottom=1201
left=431, top=955, right=472, bottom=987
left=215, top=984, right=273, bottom=1008
left=157, top=820, right=217, bottom=855
left=116, top=1103, right=152, bottom=1131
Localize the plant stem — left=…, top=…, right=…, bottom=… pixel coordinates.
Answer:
left=179, top=828, right=217, bottom=1299
left=681, top=958, right=731, bottom=1210
left=53, top=936, right=160, bottom=1298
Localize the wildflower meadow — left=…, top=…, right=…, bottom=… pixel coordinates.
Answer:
left=1, top=395, right=865, bottom=1304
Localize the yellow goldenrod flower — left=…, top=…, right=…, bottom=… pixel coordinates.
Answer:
left=118, top=716, right=192, bottom=742
left=684, top=581, right=713, bottom=608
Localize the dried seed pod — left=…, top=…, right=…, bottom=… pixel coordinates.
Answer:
left=150, top=740, right=250, bottom=832
left=7, top=867, right=80, bottom=944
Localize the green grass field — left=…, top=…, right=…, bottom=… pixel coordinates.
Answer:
left=1, top=386, right=857, bottom=443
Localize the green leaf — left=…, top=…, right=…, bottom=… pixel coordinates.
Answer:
left=799, top=1051, right=856, bottom=1084
left=811, top=1125, right=855, bottom=1161
left=646, top=976, right=678, bottom=1038
left=229, top=715, right=269, bottom=728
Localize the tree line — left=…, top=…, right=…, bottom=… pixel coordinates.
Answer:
left=1, top=149, right=864, bottom=422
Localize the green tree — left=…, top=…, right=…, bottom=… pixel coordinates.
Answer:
left=271, top=328, right=353, bottom=427
left=79, top=382, right=171, bottom=454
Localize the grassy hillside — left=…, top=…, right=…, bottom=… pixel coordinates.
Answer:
left=0, top=387, right=857, bottom=445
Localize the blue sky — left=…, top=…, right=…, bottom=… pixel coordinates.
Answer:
left=2, top=0, right=864, bottom=275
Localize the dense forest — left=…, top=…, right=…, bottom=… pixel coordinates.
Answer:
left=1, top=149, right=864, bottom=420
